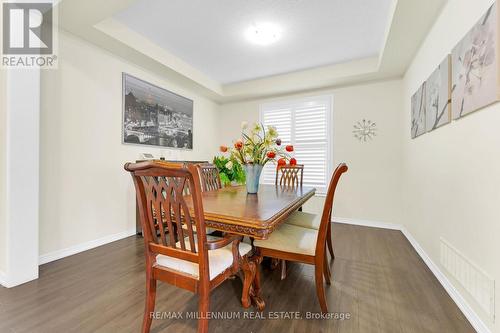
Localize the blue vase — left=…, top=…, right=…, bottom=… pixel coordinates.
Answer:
left=243, top=164, right=263, bottom=194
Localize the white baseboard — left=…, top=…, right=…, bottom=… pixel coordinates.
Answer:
left=334, top=217, right=402, bottom=230
left=0, top=270, right=9, bottom=288
left=335, top=217, right=490, bottom=333
left=400, top=227, right=491, bottom=333
left=39, top=228, right=136, bottom=265
left=0, top=270, right=39, bottom=288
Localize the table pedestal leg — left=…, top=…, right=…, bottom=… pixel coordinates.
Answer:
left=240, top=256, right=255, bottom=308
left=240, top=253, right=265, bottom=311
left=250, top=253, right=264, bottom=311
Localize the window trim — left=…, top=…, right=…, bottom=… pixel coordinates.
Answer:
left=259, top=94, right=334, bottom=195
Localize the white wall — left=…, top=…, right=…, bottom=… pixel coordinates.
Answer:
left=218, top=80, right=404, bottom=224
left=39, top=31, right=219, bottom=257
left=0, top=69, right=6, bottom=274
left=403, top=0, right=499, bottom=331
left=4, top=69, right=41, bottom=286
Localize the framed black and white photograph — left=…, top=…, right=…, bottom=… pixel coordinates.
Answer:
left=122, top=73, right=193, bottom=149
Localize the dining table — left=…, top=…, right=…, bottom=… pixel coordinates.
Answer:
left=185, top=184, right=316, bottom=311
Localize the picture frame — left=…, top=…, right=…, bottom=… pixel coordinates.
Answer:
left=122, top=73, right=194, bottom=150
left=451, top=2, right=500, bottom=119
left=411, top=82, right=426, bottom=138
left=425, top=55, right=451, bottom=132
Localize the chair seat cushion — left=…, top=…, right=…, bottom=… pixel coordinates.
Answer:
left=254, top=224, right=318, bottom=256
left=285, top=211, right=321, bottom=230
left=156, top=235, right=252, bottom=280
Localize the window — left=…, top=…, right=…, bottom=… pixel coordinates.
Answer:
left=260, top=95, right=333, bottom=194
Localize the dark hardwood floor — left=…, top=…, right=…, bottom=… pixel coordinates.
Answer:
left=0, top=224, right=475, bottom=333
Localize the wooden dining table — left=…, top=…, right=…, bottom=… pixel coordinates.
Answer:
left=185, top=184, right=316, bottom=311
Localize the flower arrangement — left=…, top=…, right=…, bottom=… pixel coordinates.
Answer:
left=217, top=121, right=296, bottom=193
left=212, top=155, right=245, bottom=186
left=219, top=121, right=294, bottom=166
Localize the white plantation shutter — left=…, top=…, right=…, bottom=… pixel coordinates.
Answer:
left=260, top=107, right=292, bottom=184
left=260, top=96, right=333, bottom=194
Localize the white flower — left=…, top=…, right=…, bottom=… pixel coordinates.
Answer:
left=225, top=161, right=233, bottom=170
left=267, top=126, right=278, bottom=138
left=252, top=123, right=261, bottom=132
left=241, top=121, right=248, bottom=130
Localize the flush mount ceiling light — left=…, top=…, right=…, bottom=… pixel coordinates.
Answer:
left=245, top=22, right=282, bottom=46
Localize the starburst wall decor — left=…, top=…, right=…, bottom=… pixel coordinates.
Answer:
left=353, top=119, right=377, bottom=142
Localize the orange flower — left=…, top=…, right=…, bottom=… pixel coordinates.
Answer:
left=277, top=158, right=286, bottom=167
left=266, top=151, right=276, bottom=159
left=220, top=145, right=228, bottom=152
left=289, top=158, right=297, bottom=166
left=285, top=145, right=294, bottom=152
left=234, top=140, right=243, bottom=150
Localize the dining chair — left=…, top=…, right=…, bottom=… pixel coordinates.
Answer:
left=148, top=161, right=190, bottom=238
left=286, top=207, right=335, bottom=260
left=275, top=164, right=336, bottom=279
left=125, top=161, right=252, bottom=333
left=274, top=164, right=304, bottom=279
left=281, top=164, right=335, bottom=261
left=152, top=162, right=217, bottom=233
left=199, top=163, right=223, bottom=191
left=275, top=164, right=304, bottom=188
left=197, top=163, right=222, bottom=235
left=254, top=163, right=348, bottom=312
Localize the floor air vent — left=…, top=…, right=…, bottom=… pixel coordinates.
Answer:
left=440, top=237, right=495, bottom=321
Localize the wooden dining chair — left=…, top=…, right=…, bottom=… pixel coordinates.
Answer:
left=273, top=164, right=305, bottom=279
left=197, top=163, right=222, bottom=235
left=199, top=163, right=223, bottom=191
left=275, top=164, right=335, bottom=280
left=125, top=161, right=253, bottom=333
left=275, top=164, right=304, bottom=188
left=280, top=164, right=335, bottom=261
left=254, top=163, right=348, bottom=312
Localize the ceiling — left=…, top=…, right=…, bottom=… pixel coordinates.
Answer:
left=57, top=0, right=448, bottom=103
left=113, top=0, right=393, bottom=84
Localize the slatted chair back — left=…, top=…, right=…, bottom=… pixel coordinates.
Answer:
left=275, top=164, right=304, bottom=188
left=125, top=161, right=209, bottom=269
left=199, top=163, right=223, bottom=191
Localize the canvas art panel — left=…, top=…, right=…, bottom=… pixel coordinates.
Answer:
left=122, top=73, right=194, bottom=149
left=411, top=83, right=426, bottom=138
left=451, top=2, right=499, bottom=119
left=425, top=55, right=451, bottom=131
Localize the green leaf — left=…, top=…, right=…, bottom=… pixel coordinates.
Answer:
left=220, top=173, right=230, bottom=186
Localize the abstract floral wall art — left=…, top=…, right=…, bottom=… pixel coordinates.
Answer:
left=425, top=55, right=451, bottom=131
left=411, top=83, right=426, bottom=138
left=451, top=2, right=499, bottom=119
